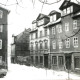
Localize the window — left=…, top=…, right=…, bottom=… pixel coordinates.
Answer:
left=52, top=56, right=57, bottom=65
left=73, top=37, right=78, bottom=48
left=50, top=14, right=56, bottom=22
left=63, top=9, right=66, bottom=15
left=31, top=56, right=34, bottom=63
left=65, top=38, right=70, bottom=48
left=67, top=7, right=70, bottom=14
left=35, top=43, right=38, bottom=50
left=59, top=40, right=63, bottom=49
left=31, top=43, right=33, bottom=51
left=52, top=40, right=56, bottom=49
left=0, top=39, right=2, bottom=49
left=44, top=28, right=47, bottom=36
left=58, top=25, right=62, bottom=33
left=74, top=57, right=80, bottom=68
left=35, top=56, right=38, bottom=64
left=40, top=31, right=42, bottom=37
left=58, top=56, right=63, bottom=65
left=0, top=56, right=2, bottom=65
left=73, top=20, right=77, bottom=29
left=71, top=6, right=73, bottom=13
left=40, top=56, right=43, bottom=63
left=35, top=32, right=38, bottom=39
left=65, top=22, right=69, bottom=32
left=38, top=19, right=44, bottom=26
left=32, top=23, right=36, bottom=29
left=31, top=33, right=33, bottom=40
left=0, top=25, right=3, bottom=32
left=52, top=27, right=55, bottom=35
left=44, top=41, right=48, bottom=49
left=40, top=42, right=43, bottom=49
left=0, top=10, right=3, bottom=18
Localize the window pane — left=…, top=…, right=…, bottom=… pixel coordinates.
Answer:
left=73, top=37, right=78, bottom=48
left=0, top=56, right=2, bottom=65
left=73, top=20, right=77, bottom=29
left=65, top=22, right=69, bottom=31
left=52, top=56, right=57, bottom=65
left=52, top=40, right=56, bottom=49
left=0, top=39, right=2, bottom=49
left=65, top=38, right=70, bottom=48
left=52, top=27, right=55, bottom=35
left=58, top=56, right=63, bottom=65
left=0, top=10, right=3, bottom=18
left=0, top=25, right=3, bottom=32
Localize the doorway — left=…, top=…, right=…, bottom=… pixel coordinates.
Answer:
left=44, top=54, right=48, bottom=68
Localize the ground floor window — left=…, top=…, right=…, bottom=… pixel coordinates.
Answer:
left=40, top=56, right=43, bottom=64
left=0, top=56, right=2, bottom=65
left=74, top=57, right=80, bottom=68
left=35, top=56, right=38, bottom=64
left=31, top=56, right=34, bottom=63
left=58, top=56, right=63, bottom=65
left=52, top=56, right=57, bottom=65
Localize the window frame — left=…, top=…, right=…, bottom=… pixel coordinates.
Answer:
left=52, top=40, right=56, bottom=49
left=73, top=20, right=77, bottom=29
left=0, top=25, right=3, bottom=32
left=65, top=38, right=70, bottom=48
left=73, top=37, right=78, bottom=48
left=0, top=10, right=3, bottom=18
left=0, top=39, right=2, bottom=49
left=65, top=22, right=69, bottom=32
left=52, top=56, right=57, bottom=65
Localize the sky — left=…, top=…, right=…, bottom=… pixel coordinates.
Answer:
left=0, top=0, right=78, bottom=54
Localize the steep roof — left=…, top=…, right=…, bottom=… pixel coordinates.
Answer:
left=36, top=13, right=49, bottom=20
left=59, top=0, right=80, bottom=10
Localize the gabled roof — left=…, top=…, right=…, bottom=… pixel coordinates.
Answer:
left=49, top=10, right=58, bottom=15
left=59, top=0, right=80, bottom=10
left=36, top=13, right=49, bottom=21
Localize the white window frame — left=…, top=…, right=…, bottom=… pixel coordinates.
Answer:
left=0, top=25, right=3, bottom=32
left=52, top=27, right=55, bottom=35
left=65, top=38, right=70, bottom=48
left=65, top=22, right=69, bottom=32
left=63, top=9, right=66, bottom=16
left=0, top=39, right=2, bottom=49
left=0, top=56, right=2, bottom=65
left=58, top=25, right=62, bottom=33
left=67, top=7, right=70, bottom=14
left=59, top=40, right=63, bottom=49
left=0, top=10, right=3, bottom=18
left=50, top=14, right=56, bottom=22
left=71, top=6, right=73, bottom=13
left=73, top=37, right=78, bottom=48
left=73, top=20, right=77, bottom=29
left=38, top=19, right=44, bottom=26
left=52, top=40, right=56, bottom=49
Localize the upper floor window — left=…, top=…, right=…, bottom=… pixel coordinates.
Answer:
left=0, top=39, right=2, bottom=49
left=52, top=27, right=55, bottom=35
left=63, top=9, right=67, bottom=15
left=31, top=33, right=33, bottom=40
left=73, top=20, right=77, bottom=29
left=38, top=19, right=44, bottom=26
left=40, top=31, right=42, bottom=38
left=31, top=43, right=33, bottom=51
left=44, top=28, right=47, bottom=36
left=44, top=41, right=48, bottom=49
left=35, top=43, right=38, bottom=50
left=35, top=32, right=38, bottom=39
left=73, top=37, right=78, bottom=48
left=40, top=42, right=43, bottom=49
left=58, top=40, right=63, bottom=49
left=0, top=10, right=3, bottom=18
left=67, top=7, right=70, bottom=14
left=0, top=56, right=2, bottom=65
left=32, top=23, right=36, bottom=29
left=58, top=25, right=62, bottom=33
left=50, top=14, right=56, bottom=22
left=65, top=38, right=70, bottom=48
left=52, top=40, right=56, bottom=49
left=65, top=22, right=69, bottom=32
left=0, top=25, right=3, bottom=32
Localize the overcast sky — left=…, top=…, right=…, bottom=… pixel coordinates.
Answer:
left=0, top=0, right=78, bottom=53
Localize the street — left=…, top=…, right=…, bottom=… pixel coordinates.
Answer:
left=0, top=59, right=80, bottom=80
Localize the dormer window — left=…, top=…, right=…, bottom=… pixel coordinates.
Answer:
left=50, top=14, right=56, bottom=22
left=38, top=19, right=44, bottom=26
left=62, top=6, right=73, bottom=16
left=32, top=23, right=36, bottom=29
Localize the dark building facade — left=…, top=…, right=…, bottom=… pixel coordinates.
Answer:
left=30, top=0, right=80, bottom=72
left=0, top=7, right=9, bottom=69
left=11, top=28, right=31, bottom=65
